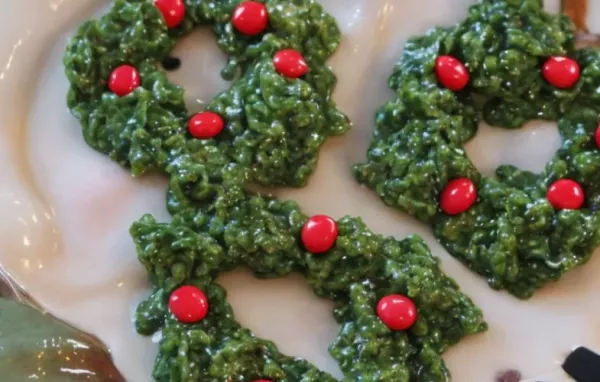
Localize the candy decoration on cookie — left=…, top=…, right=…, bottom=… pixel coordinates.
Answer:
left=547, top=179, right=585, bottom=210
left=108, top=65, right=140, bottom=97
left=188, top=112, right=225, bottom=139
left=232, top=1, right=269, bottom=36
left=273, top=49, right=308, bottom=78
left=595, top=123, right=600, bottom=149
left=301, top=215, right=338, bottom=254
left=168, top=285, right=209, bottom=324
left=542, top=56, right=580, bottom=89
left=440, top=178, right=477, bottom=215
left=161, top=55, right=181, bottom=71
left=153, top=0, right=185, bottom=28
left=377, top=294, right=418, bottom=331
left=435, top=55, right=469, bottom=91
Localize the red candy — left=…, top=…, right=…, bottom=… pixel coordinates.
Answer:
left=595, top=123, right=600, bottom=149
left=232, top=1, right=269, bottom=36
left=273, top=49, right=308, bottom=78
left=377, top=294, right=418, bottom=331
left=169, top=285, right=209, bottom=324
left=251, top=380, right=272, bottom=382
left=435, top=55, right=470, bottom=91
left=542, top=57, right=580, bottom=89
left=440, top=178, right=477, bottom=215
left=547, top=179, right=585, bottom=210
left=301, top=215, right=338, bottom=254
left=154, top=0, right=186, bottom=28
left=188, top=112, right=225, bottom=139
left=108, top=65, right=140, bottom=97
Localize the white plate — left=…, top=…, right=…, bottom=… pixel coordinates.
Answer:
left=0, top=0, right=596, bottom=380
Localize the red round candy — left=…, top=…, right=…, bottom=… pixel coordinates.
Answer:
left=595, top=123, right=600, bottom=149
left=542, top=56, right=580, bottom=89
left=377, top=294, right=418, bottom=331
left=547, top=179, right=584, bottom=210
left=301, top=215, right=338, bottom=254
left=273, top=49, right=308, bottom=78
left=109, top=65, right=140, bottom=97
left=232, top=1, right=269, bottom=36
left=435, top=55, right=470, bottom=91
left=169, top=285, right=209, bottom=324
left=154, top=0, right=186, bottom=28
left=188, top=112, right=225, bottom=139
left=440, top=178, right=477, bottom=215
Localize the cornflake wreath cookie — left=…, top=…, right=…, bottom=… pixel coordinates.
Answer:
left=354, top=0, right=600, bottom=299
left=64, top=0, right=486, bottom=381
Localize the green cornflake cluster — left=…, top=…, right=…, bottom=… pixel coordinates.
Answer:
left=65, top=0, right=348, bottom=186
left=64, top=0, right=485, bottom=381
left=354, top=0, right=600, bottom=298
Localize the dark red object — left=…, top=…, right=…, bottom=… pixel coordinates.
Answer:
left=232, top=1, right=269, bottom=36
left=108, top=65, right=140, bottom=97
left=542, top=56, right=580, bottom=89
left=440, top=178, right=477, bottom=215
left=595, top=123, right=600, bottom=149
left=153, top=0, right=186, bottom=28
left=547, top=179, right=585, bottom=210
left=251, top=380, right=272, bottom=382
left=495, top=370, right=522, bottom=382
left=273, top=49, right=308, bottom=78
left=376, top=294, right=418, bottom=331
left=169, top=285, right=209, bottom=324
left=435, top=55, right=470, bottom=91
left=301, top=215, right=338, bottom=254
left=188, top=112, right=225, bottom=139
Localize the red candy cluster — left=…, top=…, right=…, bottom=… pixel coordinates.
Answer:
left=300, top=216, right=418, bottom=331
left=108, top=1, right=309, bottom=140
left=230, top=2, right=308, bottom=78
left=435, top=54, right=588, bottom=214
left=540, top=57, right=584, bottom=211
left=435, top=55, right=581, bottom=92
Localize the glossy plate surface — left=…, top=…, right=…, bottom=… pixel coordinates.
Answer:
left=0, top=0, right=597, bottom=380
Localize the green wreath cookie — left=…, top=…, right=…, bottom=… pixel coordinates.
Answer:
left=354, top=0, right=600, bottom=299
left=64, top=0, right=486, bottom=380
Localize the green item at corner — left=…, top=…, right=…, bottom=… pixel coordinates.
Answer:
left=0, top=298, right=124, bottom=382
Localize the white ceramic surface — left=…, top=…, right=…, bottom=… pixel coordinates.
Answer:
left=0, top=0, right=597, bottom=381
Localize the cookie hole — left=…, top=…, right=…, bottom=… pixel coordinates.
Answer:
left=165, top=28, right=232, bottom=114
left=161, top=56, right=181, bottom=71
left=217, top=268, right=343, bottom=378
left=464, top=120, right=561, bottom=178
